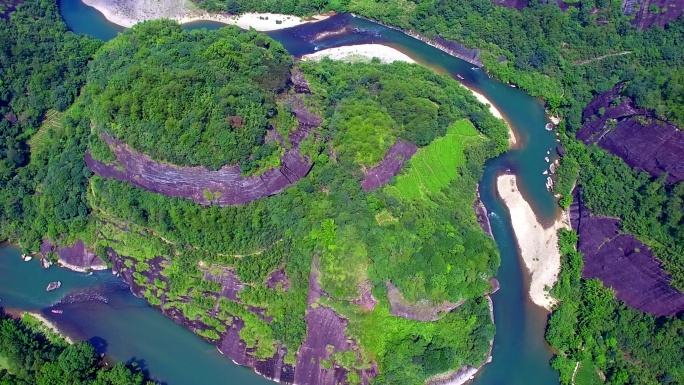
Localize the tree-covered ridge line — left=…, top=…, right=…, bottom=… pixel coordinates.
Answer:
left=80, top=36, right=506, bottom=381
left=207, top=0, right=684, bottom=134
left=0, top=311, right=156, bottom=385
left=546, top=229, right=684, bottom=385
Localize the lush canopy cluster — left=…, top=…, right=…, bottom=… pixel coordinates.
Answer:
left=86, top=21, right=292, bottom=170
left=0, top=313, right=154, bottom=385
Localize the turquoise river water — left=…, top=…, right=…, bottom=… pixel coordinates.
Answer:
left=0, top=5, right=562, bottom=385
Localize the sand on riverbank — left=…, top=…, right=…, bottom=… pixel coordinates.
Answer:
left=496, top=174, right=569, bottom=311
left=302, top=44, right=416, bottom=64
left=464, top=86, right=518, bottom=148
left=24, top=313, right=73, bottom=344
left=82, top=0, right=331, bottom=29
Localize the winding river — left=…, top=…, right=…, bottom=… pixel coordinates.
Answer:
left=0, top=4, right=561, bottom=385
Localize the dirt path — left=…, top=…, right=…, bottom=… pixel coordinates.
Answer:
left=573, top=51, right=632, bottom=65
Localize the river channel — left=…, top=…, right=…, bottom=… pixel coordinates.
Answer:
left=0, top=5, right=561, bottom=385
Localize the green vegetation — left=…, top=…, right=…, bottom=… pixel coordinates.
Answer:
left=558, top=137, right=684, bottom=289
left=0, top=312, right=155, bottom=384
left=0, top=20, right=504, bottom=381
left=546, top=230, right=684, bottom=385
left=85, top=21, right=292, bottom=171
left=575, top=360, right=603, bottom=385
left=386, top=120, right=481, bottom=202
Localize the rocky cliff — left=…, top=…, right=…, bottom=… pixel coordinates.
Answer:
left=571, top=190, right=684, bottom=316
left=577, top=84, right=684, bottom=184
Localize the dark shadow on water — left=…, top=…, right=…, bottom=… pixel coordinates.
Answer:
left=88, top=336, right=108, bottom=355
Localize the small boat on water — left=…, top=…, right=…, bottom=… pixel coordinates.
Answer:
left=51, top=310, right=63, bottom=314
left=46, top=281, right=61, bottom=292
left=456, top=74, right=464, bottom=80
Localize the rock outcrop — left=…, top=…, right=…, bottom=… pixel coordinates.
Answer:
left=360, top=141, right=418, bottom=191
left=385, top=281, right=466, bottom=321
left=571, top=191, right=684, bottom=316
left=86, top=71, right=321, bottom=207
left=40, top=239, right=108, bottom=272
left=577, top=85, right=684, bottom=184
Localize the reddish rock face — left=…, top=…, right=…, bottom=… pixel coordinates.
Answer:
left=40, top=239, right=107, bottom=270
left=360, top=141, right=418, bottom=191
left=622, top=0, right=684, bottom=29
left=571, top=192, right=684, bottom=316
left=86, top=92, right=320, bottom=206
left=578, top=85, right=684, bottom=184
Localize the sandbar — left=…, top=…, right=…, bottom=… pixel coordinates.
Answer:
left=25, top=313, right=73, bottom=344
left=496, top=174, right=568, bottom=310
left=82, top=0, right=330, bottom=30
left=301, top=44, right=416, bottom=64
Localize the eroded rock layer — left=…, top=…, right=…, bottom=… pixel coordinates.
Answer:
left=40, top=239, right=107, bottom=271
left=578, top=85, right=684, bottom=184
left=571, top=193, right=684, bottom=316
left=86, top=93, right=319, bottom=206
left=360, top=141, right=418, bottom=191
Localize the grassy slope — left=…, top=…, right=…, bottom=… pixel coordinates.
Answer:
left=385, top=119, right=481, bottom=201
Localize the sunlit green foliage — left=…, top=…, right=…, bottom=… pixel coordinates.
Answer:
left=85, top=20, right=292, bottom=170
left=387, top=120, right=481, bottom=202
left=0, top=312, right=154, bottom=384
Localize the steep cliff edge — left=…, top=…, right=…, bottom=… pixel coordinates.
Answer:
left=578, top=84, right=684, bottom=184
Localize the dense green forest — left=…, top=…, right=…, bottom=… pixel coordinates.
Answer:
left=0, top=4, right=508, bottom=381
left=86, top=22, right=292, bottom=170
left=0, top=312, right=154, bottom=385
left=546, top=230, right=684, bottom=385
left=204, top=0, right=684, bottom=132
left=81, top=22, right=507, bottom=382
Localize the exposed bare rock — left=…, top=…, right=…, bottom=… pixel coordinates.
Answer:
left=426, top=365, right=480, bottom=385
left=294, top=259, right=377, bottom=384
left=489, top=278, right=500, bottom=294
left=86, top=128, right=312, bottom=206
left=386, top=281, right=465, bottom=321
left=352, top=281, right=378, bottom=312
left=290, top=68, right=312, bottom=94
left=202, top=264, right=244, bottom=302
left=573, top=192, right=684, bottom=316
left=360, top=141, right=418, bottom=191
left=265, top=268, right=291, bottom=291
left=474, top=187, right=494, bottom=238
left=40, top=239, right=107, bottom=272
left=622, top=0, right=684, bottom=29
left=578, top=85, right=684, bottom=184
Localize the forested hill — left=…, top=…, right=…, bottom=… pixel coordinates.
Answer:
left=181, top=2, right=684, bottom=384
left=0, top=6, right=511, bottom=384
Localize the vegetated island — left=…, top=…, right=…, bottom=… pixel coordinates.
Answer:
left=0, top=10, right=513, bottom=384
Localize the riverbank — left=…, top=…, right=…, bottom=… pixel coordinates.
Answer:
left=464, top=86, right=518, bottom=148
left=81, top=0, right=331, bottom=30
left=496, top=174, right=568, bottom=310
left=302, top=44, right=416, bottom=64
left=3, top=309, right=74, bottom=344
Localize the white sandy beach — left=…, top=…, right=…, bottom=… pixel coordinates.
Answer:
left=302, top=44, right=416, bottom=64
left=82, top=0, right=330, bottom=30
left=464, top=86, right=518, bottom=148
left=26, top=313, right=73, bottom=344
left=496, top=174, right=568, bottom=310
